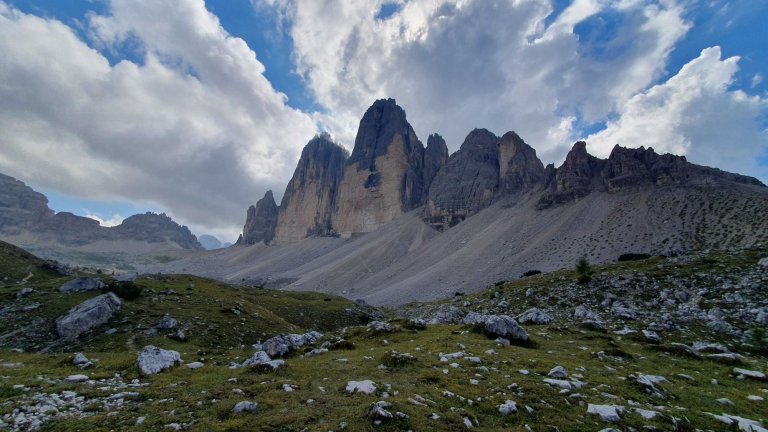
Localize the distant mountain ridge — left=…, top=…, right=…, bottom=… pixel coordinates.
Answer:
left=0, top=173, right=203, bottom=253
left=238, top=98, right=765, bottom=244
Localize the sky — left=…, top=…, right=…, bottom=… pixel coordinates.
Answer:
left=0, top=0, right=766, bottom=242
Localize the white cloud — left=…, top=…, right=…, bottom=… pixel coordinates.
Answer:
left=0, top=0, right=317, bottom=241
left=84, top=211, right=125, bottom=227
left=585, top=47, right=768, bottom=181
left=259, top=0, right=690, bottom=164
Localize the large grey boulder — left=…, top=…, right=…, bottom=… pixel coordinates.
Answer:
left=262, top=331, right=323, bottom=358
left=55, top=293, right=121, bottom=339
left=462, top=311, right=491, bottom=325
left=517, top=308, right=553, bottom=325
left=482, top=315, right=529, bottom=342
left=155, top=315, right=178, bottom=330
left=237, top=190, right=278, bottom=245
left=58, top=277, right=105, bottom=294
left=425, top=305, right=464, bottom=324
left=137, top=345, right=182, bottom=375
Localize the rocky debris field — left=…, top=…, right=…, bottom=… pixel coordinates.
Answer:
left=0, top=243, right=766, bottom=431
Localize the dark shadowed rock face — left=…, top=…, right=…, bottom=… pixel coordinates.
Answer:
left=274, top=134, right=348, bottom=243
left=0, top=173, right=54, bottom=233
left=538, top=143, right=766, bottom=209
left=238, top=190, right=278, bottom=245
left=538, top=141, right=605, bottom=209
left=498, top=131, right=545, bottom=196
left=332, top=99, right=426, bottom=237
left=424, top=129, right=500, bottom=229
left=424, top=134, right=449, bottom=194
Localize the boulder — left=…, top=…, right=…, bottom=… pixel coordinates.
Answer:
left=72, top=353, right=92, bottom=369
left=55, top=293, right=122, bottom=340
left=548, top=365, right=567, bottom=378
left=517, top=308, right=553, bottom=325
left=262, top=331, right=322, bottom=358
left=58, top=277, right=104, bottom=294
left=346, top=380, right=377, bottom=395
left=462, top=311, right=491, bottom=325
left=587, top=404, right=624, bottom=423
left=482, top=315, right=529, bottom=342
left=233, top=401, right=258, bottom=413
left=425, top=305, right=464, bottom=324
left=367, top=321, right=393, bottom=333
left=16, top=287, right=33, bottom=299
left=137, top=345, right=182, bottom=375
left=155, top=315, right=178, bottom=330
left=498, top=400, right=518, bottom=415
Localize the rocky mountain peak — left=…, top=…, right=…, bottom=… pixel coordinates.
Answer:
left=498, top=131, right=545, bottom=195
left=113, top=212, right=202, bottom=250
left=273, top=134, right=348, bottom=243
left=332, top=99, right=426, bottom=238
left=238, top=190, right=278, bottom=245
left=424, top=133, right=449, bottom=194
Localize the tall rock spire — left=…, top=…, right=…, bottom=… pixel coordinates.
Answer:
left=237, top=190, right=278, bottom=245
left=273, top=134, right=348, bottom=243
left=331, top=99, right=426, bottom=238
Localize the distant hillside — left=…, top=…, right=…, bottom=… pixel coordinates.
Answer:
left=0, top=173, right=202, bottom=268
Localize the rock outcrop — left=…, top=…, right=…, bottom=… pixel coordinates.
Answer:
left=137, top=345, right=182, bottom=375
left=238, top=191, right=278, bottom=245
left=273, top=134, right=348, bottom=243
left=112, top=213, right=202, bottom=249
left=332, top=99, right=426, bottom=238
left=538, top=143, right=765, bottom=209
left=498, top=131, right=545, bottom=195
left=0, top=173, right=53, bottom=234
left=58, top=278, right=105, bottom=294
left=55, top=293, right=122, bottom=340
left=424, top=129, right=500, bottom=230
left=423, top=134, right=448, bottom=194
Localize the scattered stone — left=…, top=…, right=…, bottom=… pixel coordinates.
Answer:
left=587, top=404, right=624, bottom=423
left=368, top=401, right=393, bottom=422
left=59, top=277, right=105, bottom=293
left=425, top=305, right=464, bottom=324
left=642, top=330, right=661, bottom=344
left=137, top=345, right=182, bottom=375
left=482, top=315, right=529, bottom=342
left=16, top=287, right=33, bottom=299
left=367, top=321, right=393, bottom=333
left=72, top=353, right=92, bottom=369
left=233, top=401, right=257, bottom=413
left=65, top=374, right=89, bottom=383
left=346, top=380, right=377, bottom=395
left=186, top=362, right=204, bottom=369
left=262, top=331, right=323, bottom=357
left=543, top=378, right=586, bottom=390
left=548, top=365, right=567, bottom=378
left=706, top=412, right=768, bottom=432
left=517, top=308, right=552, bottom=325
left=498, top=400, right=517, bottom=415
left=406, top=319, right=427, bottom=330
left=55, top=293, right=122, bottom=340
left=633, top=408, right=659, bottom=420
left=734, top=368, right=767, bottom=382
left=716, top=398, right=734, bottom=406
left=747, top=395, right=764, bottom=401
left=156, top=315, right=178, bottom=330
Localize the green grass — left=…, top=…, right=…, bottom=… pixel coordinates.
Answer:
left=1, top=240, right=767, bottom=430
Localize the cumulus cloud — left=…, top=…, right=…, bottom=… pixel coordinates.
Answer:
left=84, top=212, right=125, bottom=227
left=585, top=47, right=768, bottom=180
left=258, top=0, right=690, bottom=163
left=0, top=0, right=317, bottom=240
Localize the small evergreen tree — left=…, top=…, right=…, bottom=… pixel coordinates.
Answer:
left=576, top=256, right=593, bottom=284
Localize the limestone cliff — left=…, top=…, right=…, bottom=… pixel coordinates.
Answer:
left=237, top=190, right=278, bottom=245
left=424, top=129, right=500, bottom=230
left=332, top=99, right=425, bottom=238
left=423, top=134, right=448, bottom=194
left=498, top=131, right=545, bottom=195
left=273, top=134, right=348, bottom=243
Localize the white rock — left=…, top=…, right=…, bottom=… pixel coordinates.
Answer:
left=64, top=374, right=89, bottom=383
left=137, top=345, right=182, bottom=375
left=543, top=378, right=586, bottom=390
left=747, top=395, right=764, bottom=401
left=186, top=362, right=204, bottom=369
left=517, top=308, right=552, bottom=325
left=498, top=400, right=517, bottom=415
left=547, top=365, right=567, bottom=378
left=233, top=401, right=257, bottom=413
left=346, top=380, right=377, bottom=395
left=587, top=404, right=624, bottom=423
left=734, top=368, right=767, bottom=381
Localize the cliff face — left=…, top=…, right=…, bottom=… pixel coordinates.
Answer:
left=331, top=99, right=426, bottom=238
left=423, top=134, right=448, bottom=194
left=498, top=131, right=545, bottom=195
left=0, top=173, right=54, bottom=234
left=237, top=190, right=278, bottom=245
left=424, top=129, right=501, bottom=229
left=273, top=134, right=348, bottom=243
